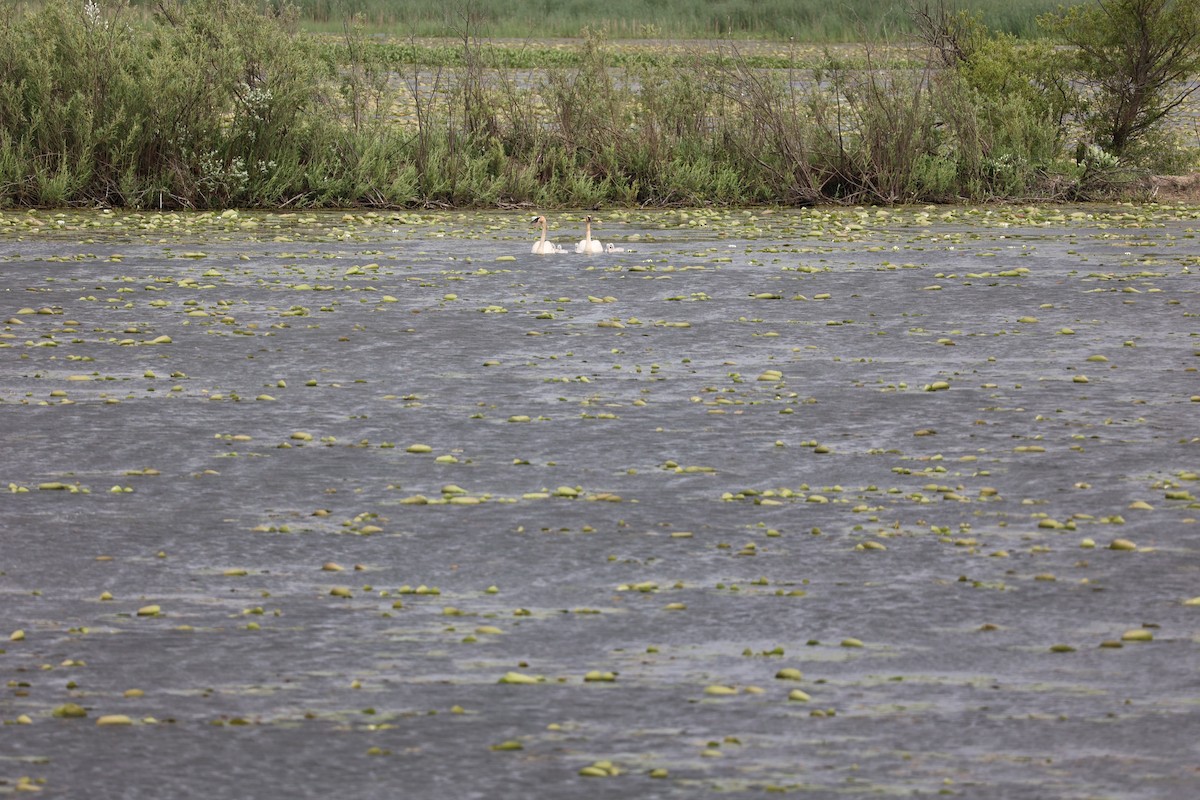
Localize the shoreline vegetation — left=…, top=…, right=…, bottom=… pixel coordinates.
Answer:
left=292, top=0, right=1074, bottom=41
left=1, top=0, right=1198, bottom=210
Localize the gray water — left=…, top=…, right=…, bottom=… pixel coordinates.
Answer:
left=1, top=206, right=1198, bottom=798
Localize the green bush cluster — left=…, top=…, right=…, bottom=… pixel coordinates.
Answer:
left=0, top=0, right=1194, bottom=209
left=0, top=0, right=351, bottom=206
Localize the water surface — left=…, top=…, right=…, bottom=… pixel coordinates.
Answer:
left=1, top=206, right=1197, bottom=798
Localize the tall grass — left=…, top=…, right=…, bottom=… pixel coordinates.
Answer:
left=290, top=0, right=1075, bottom=40
left=0, top=0, right=1174, bottom=210
left=12, top=0, right=1080, bottom=39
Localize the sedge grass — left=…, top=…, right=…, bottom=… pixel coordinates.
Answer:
left=291, top=0, right=1078, bottom=40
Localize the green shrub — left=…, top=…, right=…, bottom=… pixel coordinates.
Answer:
left=0, top=0, right=1192, bottom=209
left=1041, top=0, right=1200, bottom=159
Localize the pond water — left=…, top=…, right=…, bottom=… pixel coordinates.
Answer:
left=1, top=205, right=1198, bottom=798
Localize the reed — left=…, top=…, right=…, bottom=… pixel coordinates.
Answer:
left=290, top=0, right=1072, bottom=40
left=11, top=0, right=1078, bottom=39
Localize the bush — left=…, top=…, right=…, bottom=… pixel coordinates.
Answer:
left=1041, top=0, right=1200, bottom=160
left=0, top=0, right=1193, bottom=208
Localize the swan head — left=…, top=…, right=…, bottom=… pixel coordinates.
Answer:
left=531, top=215, right=546, bottom=225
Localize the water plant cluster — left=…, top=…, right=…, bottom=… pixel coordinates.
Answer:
left=2, top=205, right=1198, bottom=797
left=0, top=0, right=1195, bottom=209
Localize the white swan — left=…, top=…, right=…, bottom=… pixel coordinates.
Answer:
left=605, top=242, right=625, bottom=253
left=574, top=215, right=604, bottom=255
left=530, top=215, right=563, bottom=254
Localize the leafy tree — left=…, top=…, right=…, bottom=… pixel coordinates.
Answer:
left=1041, top=0, right=1200, bottom=158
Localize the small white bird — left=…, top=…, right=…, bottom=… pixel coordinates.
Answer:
left=530, top=215, right=562, bottom=254
left=575, top=215, right=604, bottom=255
left=605, top=242, right=625, bottom=253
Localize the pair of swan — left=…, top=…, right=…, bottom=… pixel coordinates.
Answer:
left=531, top=215, right=622, bottom=255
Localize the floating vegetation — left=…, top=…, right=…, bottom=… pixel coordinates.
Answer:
left=2, top=204, right=1197, bottom=799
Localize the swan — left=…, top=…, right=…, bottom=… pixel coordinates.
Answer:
left=605, top=242, right=625, bottom=253
left=574, top=215, right=604, bottom=255
left=530, top=215, right=563, bottom=254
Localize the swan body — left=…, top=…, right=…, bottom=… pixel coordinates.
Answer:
left=605, top=242, right=625, bottom=253
left=575, top=215, right=604, bottom=254
left=530, top=215, right=562, bottom=254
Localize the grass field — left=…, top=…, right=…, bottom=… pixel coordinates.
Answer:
left=234, top=0, right=1074, bottom=40
left=13, top=0, right=1074, bottom=39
